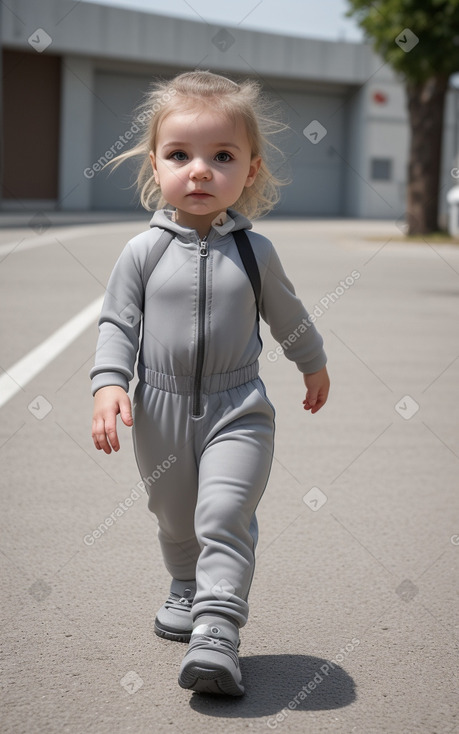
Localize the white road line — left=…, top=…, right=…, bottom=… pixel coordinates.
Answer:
left=0, top=296, right=104, bottom=409
left=0, top=221, right=145, bottom=257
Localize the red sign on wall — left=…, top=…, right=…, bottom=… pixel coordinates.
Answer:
left=373, top=91, right=388, bottom=105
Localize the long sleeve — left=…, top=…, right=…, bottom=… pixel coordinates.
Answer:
left=259, top=243, right=327, bottom=374
left=89, top=242, right=144, bottom=395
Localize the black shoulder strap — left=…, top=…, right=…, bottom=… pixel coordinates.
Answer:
left=232, top=229, right=261, bottom=320
left=142, top=229, right=175, bottom=292
left=142, top=229, right=174, bottom=315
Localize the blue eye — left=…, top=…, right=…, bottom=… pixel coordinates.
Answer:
left=170, top=151, right=187, bottom=161
left=215, top=152, right=232, bottom=162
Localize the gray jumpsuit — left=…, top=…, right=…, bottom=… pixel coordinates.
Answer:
left=90, top=208, right=326, bottom=628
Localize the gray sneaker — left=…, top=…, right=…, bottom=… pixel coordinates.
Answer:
left=154, top=578, right=196, bottom=642
left=178, top=617, right=244, bottom=696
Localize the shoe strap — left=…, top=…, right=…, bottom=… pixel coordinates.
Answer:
left=164, top=593, right=193, bottom=612
left=188, top=632, right=239, bottom=667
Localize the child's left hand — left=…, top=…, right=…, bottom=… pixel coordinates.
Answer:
left=303, top=366, right=330, bottom=414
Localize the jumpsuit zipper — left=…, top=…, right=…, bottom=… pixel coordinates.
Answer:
left=192, top=236, right=208, bottom=417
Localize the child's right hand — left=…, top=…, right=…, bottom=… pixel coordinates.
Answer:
left=92, top=386, right=133, bottom=454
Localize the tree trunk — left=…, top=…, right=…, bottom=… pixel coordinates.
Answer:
left=405, top=75, right=448, bottom=235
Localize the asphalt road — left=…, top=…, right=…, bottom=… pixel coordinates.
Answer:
left=1, top=214, right=458, bottom=734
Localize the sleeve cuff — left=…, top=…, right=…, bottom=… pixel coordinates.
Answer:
left=91, top=371, right=129, bottom=396
left=297, top=350, right=327, bottom=375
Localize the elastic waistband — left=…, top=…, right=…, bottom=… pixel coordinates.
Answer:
left=137, top=361, right=259, bottom=394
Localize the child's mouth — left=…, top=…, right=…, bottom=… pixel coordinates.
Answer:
left=187, top=192, right=212, bottom=198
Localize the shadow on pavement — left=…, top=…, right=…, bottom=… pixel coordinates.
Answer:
left=187, top=654, right=356, bottom=718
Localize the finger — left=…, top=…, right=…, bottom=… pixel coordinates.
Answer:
left=94, top=432, right=112, bottom=454
left=92, top=421, right=107, bottom=452
left=104, top=422, right=120, bottom=452
left=92, top=432, right=105, bottom=452
left=120, top=402, right=133, bottom=427
left=93, top=418, right=114, bottom=453
left=303, top=391, right=318, bottom=410
left=309, top=390, right=328, bottom=413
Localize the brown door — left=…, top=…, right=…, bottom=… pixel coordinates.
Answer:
left=2, top=49, right=61, bottom=202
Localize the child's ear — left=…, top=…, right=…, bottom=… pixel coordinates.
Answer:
left=245, top=155, right=262, bottom=188
left=149, top=151, right=160, bottom=185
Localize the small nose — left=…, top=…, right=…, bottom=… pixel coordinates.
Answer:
left=189, top=158, right=211, bottom=180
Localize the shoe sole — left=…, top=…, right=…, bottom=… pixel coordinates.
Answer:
left=178, top=662, right=244, bottom=696
left=154, top=620, right=192, bottom=643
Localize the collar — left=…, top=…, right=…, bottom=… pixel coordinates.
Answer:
left=149, top=208, right=253, bottom=240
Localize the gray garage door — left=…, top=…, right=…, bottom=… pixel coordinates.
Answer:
left=92, top=72, right=346, bottom=216
left=269, top=88, right=347, bottom=216
left=92, top=72, right=153, bottom=211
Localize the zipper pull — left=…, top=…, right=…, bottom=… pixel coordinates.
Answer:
left=199, top=237, right=208, bottom=257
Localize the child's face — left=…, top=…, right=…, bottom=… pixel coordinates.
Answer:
left=150, top=107, right=261, bottom=235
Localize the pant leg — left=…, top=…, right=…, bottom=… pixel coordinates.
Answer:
left=132, top=381, right=201, bottom=579
left=192, top=380, right=275, bottom=627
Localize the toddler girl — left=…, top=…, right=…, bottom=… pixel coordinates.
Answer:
left=91, top=70, right=329, bottom=696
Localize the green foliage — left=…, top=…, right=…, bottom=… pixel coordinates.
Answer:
left=346, top=0, right=459, bottom=81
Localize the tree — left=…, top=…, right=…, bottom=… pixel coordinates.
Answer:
left=347, top=0, right=459, bottom=235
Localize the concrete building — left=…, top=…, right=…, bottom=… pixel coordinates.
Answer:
left=1, top=0, right=456, bottom=222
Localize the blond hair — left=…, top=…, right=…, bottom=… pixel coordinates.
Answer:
left=107, top=70, right=288, bottom=219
